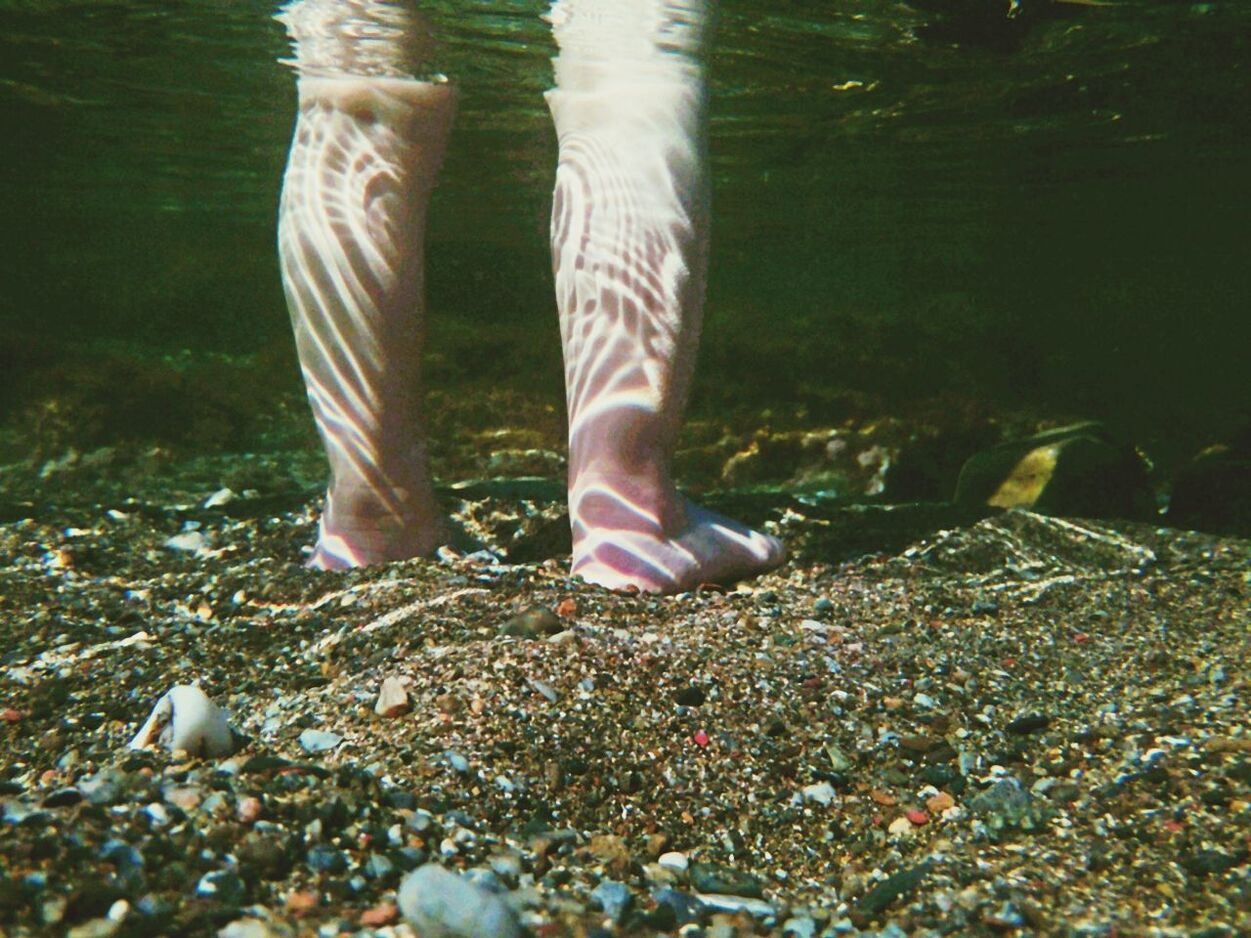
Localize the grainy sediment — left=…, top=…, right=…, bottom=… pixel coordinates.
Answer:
left=1, top=451, right=1248, bottom=937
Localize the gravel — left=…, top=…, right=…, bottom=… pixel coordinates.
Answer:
left=0, top=449, right=1248, bottom=936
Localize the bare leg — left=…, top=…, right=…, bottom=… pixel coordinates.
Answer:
left=276, top=0, right=453, bottom=569
left=546, top=0, right=785, bottom=592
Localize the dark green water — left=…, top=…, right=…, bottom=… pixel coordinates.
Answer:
left=1, top=0, right=1248, bottom=461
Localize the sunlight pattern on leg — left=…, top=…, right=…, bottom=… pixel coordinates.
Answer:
left=278, top=0, right=452, bottom=568
left=547, top=0, right=785, bottom=592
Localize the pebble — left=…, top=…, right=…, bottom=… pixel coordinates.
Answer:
left=658, top=851, right=690, bottom=873
left=195, top=870, right=246, bottom=905
left=398, top=864, right=521, bottom=938
left=695, top=893, right=776, bottom=918
left=359, top=902, right=399, bottom=927
left=306, top=845, right=348, bottom=874
left=78, top=770, right=123, bottom=806
left=487, top=852, right=523, bottom=886
left=219, top=919, right=285, bottom=938
left=203, top=487, right=237, bottom=508
left=591, top=880, right=634, bottom=923
left=887, top=816, right=914, bottom=836
left=284, top=890, right=319, bottom=916
left=970, top=776, right=1052, bottom=832
left=375, top=677, right=410, bottom=717
left=43, top=787, right=82, bottom=808
left=653, top=888, right=705, bottom=927
left=499, top=607, right=562, bottom=639
left=236, top=795, right=263, bottom=824
left=164, top=530, right=209, bottom=553
left=857, top=862, right=931, bottom=916
left=675, top=685, right=707, bottom=707
left=690, top=862, right=764, bottom=899
left=801, top=781, right=837, bottom=806
left=1006, top=713, right=1051, bottom=735
left=298, top=729, right=343, bottom=754
left=783, top=916, right=818, bottom=938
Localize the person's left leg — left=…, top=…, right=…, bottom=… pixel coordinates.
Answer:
left=276, top=0, right=453, bottom=569
left=545, top=0, right=786, bottom=592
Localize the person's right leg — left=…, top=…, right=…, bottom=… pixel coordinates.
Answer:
left=276, top=0, right=453, bottom=569
left=545, top=0, right=785, bottom=592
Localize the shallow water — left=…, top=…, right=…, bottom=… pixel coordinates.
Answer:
left=1, top=0, right=1248, bottom=459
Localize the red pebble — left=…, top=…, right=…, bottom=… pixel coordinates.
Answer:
left=0, top=709, right=20, bottom=723
left=359, top=902, right=398, bottom=927
left=1073, top=632, right=1091, bottom=644
left=906, top=809, right=929, bottom=825
left=555, top=597, right=577, bottom=618
left=693, top=729, right=710, bottom=747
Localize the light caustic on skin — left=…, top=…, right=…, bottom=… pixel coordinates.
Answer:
left=276, top=0, right=784, bottom=591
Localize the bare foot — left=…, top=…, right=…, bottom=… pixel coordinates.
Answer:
left=308, top=482, right=444, bottom=570
left=569, top=475, right=785, bottom=593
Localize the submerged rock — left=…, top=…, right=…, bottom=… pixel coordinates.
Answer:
left=1167, top=440, right=1251, bottom=537
left=955, top=421, right=1152, bottom=520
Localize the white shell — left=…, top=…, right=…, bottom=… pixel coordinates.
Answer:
left=129, top=684, right=236, bottom=757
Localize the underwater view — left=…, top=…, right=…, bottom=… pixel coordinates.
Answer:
left=0, top=0, right=1249, bottom=935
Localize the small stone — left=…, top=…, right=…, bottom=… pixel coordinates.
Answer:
left=926, top=792, right=956, bottom=813
left=588, top=834, right=632, bottom=876
left=801, top=782, right=837, bottom=806
left=43, top=787, right=83, bottom=808
left=675, top=686, right=706, bottom=707
left=1006, top=714, right=1051, bottom=735
left=285, top=890, right=318, bottom=916
left=970, top=776, right=1052, bottom=832
left=653, top=888, right=705, bottom=927
left=906, top=809, right=929, bottom=825
left=307, top=845, right=348, bottom=874
left=500, top=607, right=562, bottom=639
left=696, top=893, right=776, bottom=918
left=397, top=863, right=521, bottom=938
left=693, top=729, right=710, bottom=747
left=195, top=871, right=246, bottom=906
left=360, top=902, right=399, bottom=927
left=375, top=677, right=410, bottom=717
left=203, top=487, right=236, bottom=509
left=690, top=862, right=764, bottom=899
left=658, top=851, right=689, bottom=873
left=364, top=853, right=396, bottom=881
left=164, top=530, right=209, bottom=553
left=825, top=744, right=853, bottom=773
left=237, top=796, right=262, bottom=824
left=887, top=816, right=914, bottom=836
left=858, top=862, right=931, bottom=916
left=163, top=786, right=203, bottom=812
left=298, top=729, right=343, bottom=754
left=446, top=751, right=470, bottom=774
left=783, top=916, right=818, bottom=938
left=591, top=880, right=634, bottom=923
left=218, top=919, right=283, bottom=938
